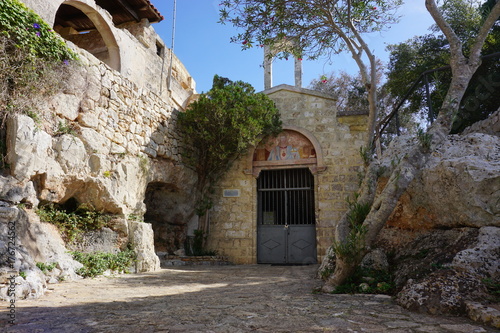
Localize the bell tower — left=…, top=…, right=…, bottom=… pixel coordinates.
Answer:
left=263, top=41, right=302, bottom=90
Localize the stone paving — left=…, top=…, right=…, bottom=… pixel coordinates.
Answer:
left=1, top=265, right=498, bottom=333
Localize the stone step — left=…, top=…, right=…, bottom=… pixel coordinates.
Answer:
left=156, top=253, right=232, bottom=267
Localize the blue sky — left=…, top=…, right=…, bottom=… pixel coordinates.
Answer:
left=150, top=1, right=435, bottom=93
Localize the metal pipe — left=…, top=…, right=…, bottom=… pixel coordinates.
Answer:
left=167, top=0, right=177, bottom=92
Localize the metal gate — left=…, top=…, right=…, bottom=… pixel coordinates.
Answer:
left=257, top=168, right=317, bottom=264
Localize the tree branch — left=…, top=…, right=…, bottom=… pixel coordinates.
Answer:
left=469, top=1, right=500, bottom=64
left=425, top=0, right=465, bottom=65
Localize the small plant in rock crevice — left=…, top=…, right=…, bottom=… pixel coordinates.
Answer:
left=36, top=203, right=113, bottom=243
left=36, top=262, right=57, bottom=274
left=55, top=120, right=76, bottom=136
left=71, top=247, right=136, bottom=278
left=483, top=278, right=500, bottom=302
left=417, top=127, right=433, bottom=150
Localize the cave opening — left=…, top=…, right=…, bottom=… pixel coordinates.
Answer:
left=144, top=182, right=190, bottom=254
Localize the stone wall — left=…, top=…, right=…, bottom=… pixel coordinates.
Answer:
left=207, top=85, right=368, bottom=264
left=20, top=0, right=196, bottom=109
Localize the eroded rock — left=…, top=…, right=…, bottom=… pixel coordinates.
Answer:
left=397, top=269, right=489, bottom=315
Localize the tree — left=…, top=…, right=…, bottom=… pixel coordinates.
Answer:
left=219, top=0, right=404, bottom=152
left=220, top=0, right=500, bottom=290
left=385, top=0, right=500, bottom=133
left=177, top=75, right=282, bottom=229
left=310, top=68, right=411, bottom=147
left=310, top=71, right=371, bottom=113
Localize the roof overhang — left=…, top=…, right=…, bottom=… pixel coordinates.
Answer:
left=55, top=0, right=164, bottom=32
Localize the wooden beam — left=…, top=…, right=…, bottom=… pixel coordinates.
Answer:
left=114, top=0, right=141, bottom=22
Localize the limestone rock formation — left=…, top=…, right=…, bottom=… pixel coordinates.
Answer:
left=383, top=133, right=499, bottom=229
left=374, top=132, right=500, bottom=319
left=128, top=221, right=160, bottom=272
left=0, top=200, right=83, bottom=300
left=397, top=269, right=489, bottom=315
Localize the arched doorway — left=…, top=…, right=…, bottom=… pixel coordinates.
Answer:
left=53, top=1, right=120, bottom=71
left=252, top=128, right=324, bottom=264
left=257, top=168, right=316, bottom=264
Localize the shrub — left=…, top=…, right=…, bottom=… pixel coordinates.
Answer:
left=71, top=248, right=137, bottom=278
left=36, top=203, right=112, bottom=243
left=331, top=196, right=371, bottom=263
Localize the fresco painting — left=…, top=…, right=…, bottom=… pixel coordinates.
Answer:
left=253, top=130, right=316, bottom=162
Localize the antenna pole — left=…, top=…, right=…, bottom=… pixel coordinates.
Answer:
left=167, top=0, right=177, bottom=92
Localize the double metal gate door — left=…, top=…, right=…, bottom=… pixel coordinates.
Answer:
left=257, top=168, right=317, bottom=264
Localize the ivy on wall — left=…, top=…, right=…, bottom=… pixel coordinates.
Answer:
left=0, top=0, right=77, bottom=61
left=0, top=0, right=79, bottom=168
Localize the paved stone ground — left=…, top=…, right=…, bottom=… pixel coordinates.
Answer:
left=1, top=265, right=498, bottom=333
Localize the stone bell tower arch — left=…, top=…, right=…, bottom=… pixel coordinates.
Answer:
left=263, top=39, right=302, bottom=90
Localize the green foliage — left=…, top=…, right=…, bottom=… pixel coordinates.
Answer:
left=0, top=0, right=79, bottom=157
left=137, top=154, right=149, bottom=175
left=36, top=203, right=112, bottom=243
left=346, top=196, right=371, bottom=227
left=71, top=248, right=136, bottom=278
left=330, top=267, right=395, bottom=295
left=186, top=229, right=218, bottom=256
left=36, top=262, right=57, bottom=274
left=19, top=271, right=26, bottom=279
left=219, top=0, right=402, bottom=61
left=0, top=0, right=77, bottom=62
left=319, top=267, right=334, bottom=280
left=55, top=121, right=76, bottom=136
left=177, top=74, right=282, bottom=210
left=385, top=0, right=500, bottom=133
left=359, top=145, right=372, bottom=167
left=194, top=193, right=214, bottom=217
left=483, top=278, right=500, bottom=301
left=331, top=196, right=371, bottom=263
left=416, top=127, right=433, bottom=150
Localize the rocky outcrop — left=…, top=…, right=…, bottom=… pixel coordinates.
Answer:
left=462, top=108, right=500, bottom=137
left=0, top=201, right=83, bottom=300
left=128, top=221, right=160, bottom=272
left=373, top=132, right=500, bottom=323
left=383, top=133, right=499, bottom=229
left=397, top=269, right=489, bottom=315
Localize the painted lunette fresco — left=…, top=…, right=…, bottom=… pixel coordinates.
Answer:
left=253, top=130, right=317, bottom=166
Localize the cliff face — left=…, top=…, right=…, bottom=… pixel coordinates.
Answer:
left=373, top=128, right=499, bottom=322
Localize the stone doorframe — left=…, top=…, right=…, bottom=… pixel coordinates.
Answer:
left=244, top=125, right=326, bottom=177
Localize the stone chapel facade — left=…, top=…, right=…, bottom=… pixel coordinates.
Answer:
left=207, top=57, right=369, bottom=264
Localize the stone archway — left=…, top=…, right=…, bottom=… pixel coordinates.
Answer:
left=250, top=127, right=325, bottom=264
left=53, top=1, right=120, bottom=71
